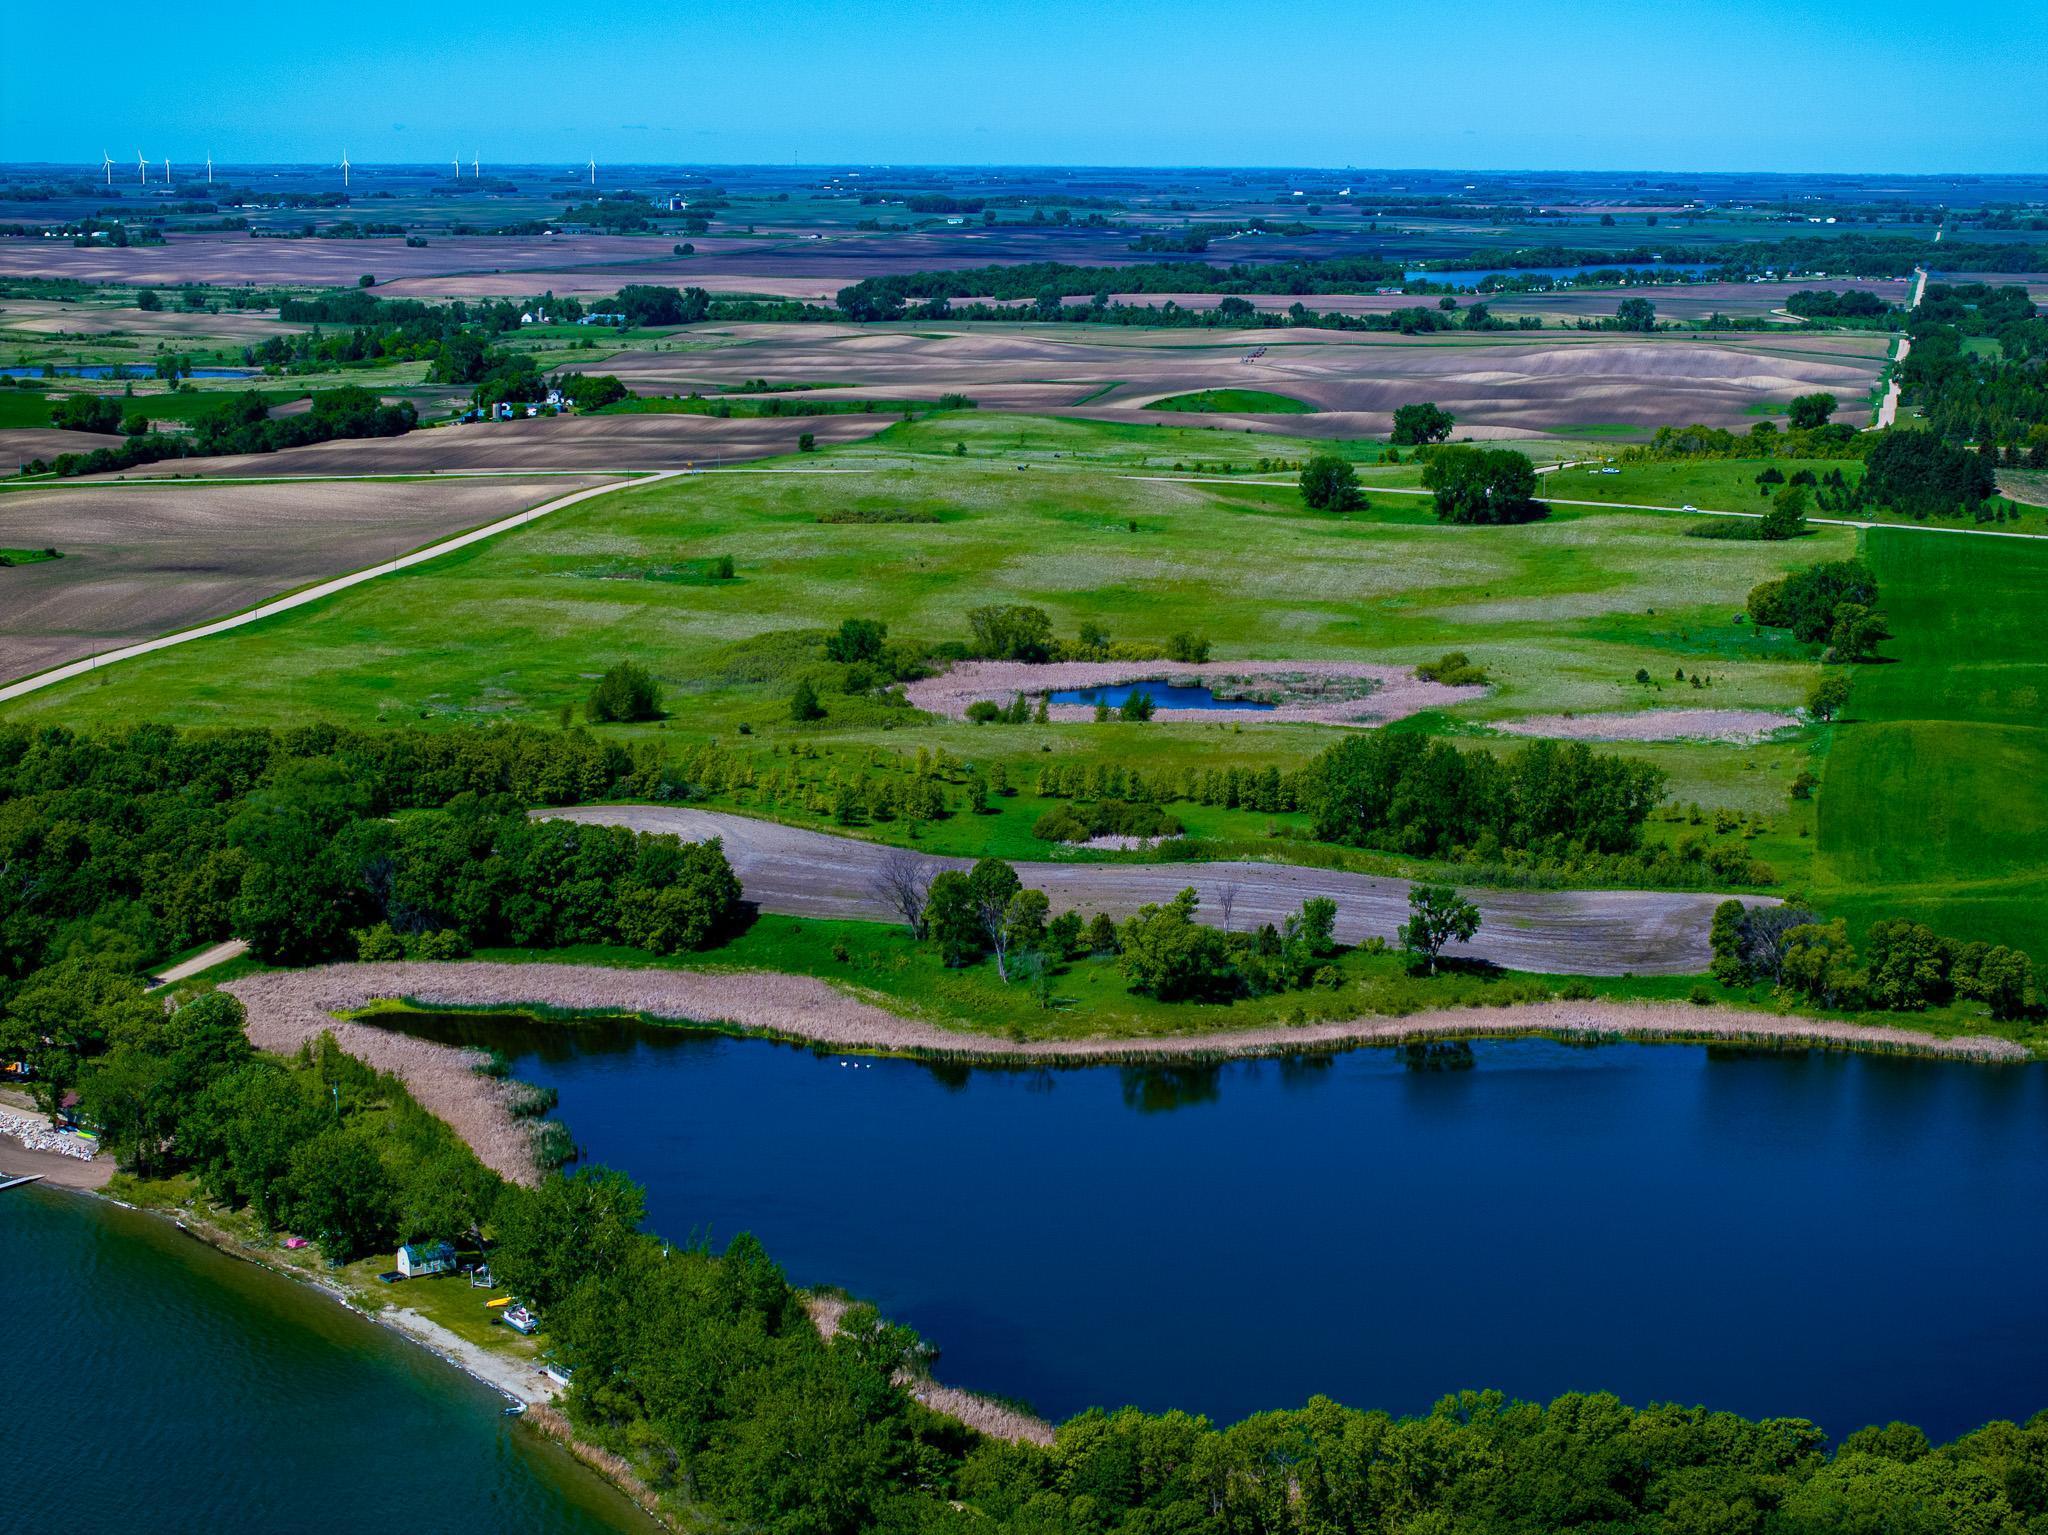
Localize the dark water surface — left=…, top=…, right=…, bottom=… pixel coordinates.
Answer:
left=1403, top=262, right=1717, bottom=288
left=1047, top=680, right=1275, bottom=712
left=1, top=1187, right=645, bottom=1534
left=387, top=1014, right=2048, bottom=1442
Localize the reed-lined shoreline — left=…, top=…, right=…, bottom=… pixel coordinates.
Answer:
left=225, top=961, right=2033, bottom=1181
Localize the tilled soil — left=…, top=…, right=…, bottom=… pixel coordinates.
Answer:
left=0, top=476, right=606, bottom=681
left=546, top=805, right=1760, bottom=976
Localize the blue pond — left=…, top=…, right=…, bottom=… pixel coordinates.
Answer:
left=0, top=365, right=255, bottom=379
left=378, top=1015, right=2048, bottom=1441
left=1404, top=262, right=1716, bottom=290
left=1048, top=680, right=1274, bottom=712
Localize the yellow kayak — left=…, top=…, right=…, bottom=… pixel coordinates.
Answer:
left=486, top=1297, right=513, bottom=1308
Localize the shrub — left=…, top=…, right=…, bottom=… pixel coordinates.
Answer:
left=1299, top=453, right=1365, bottom=512
left=1166, top=631, right=1211, bottom=664
left=352, top=923, right=406, bottom=961
left=965, top=700, right=1004, bottom=724
left=1747, top=560, right=1878, bottom=644
left=411, top=928, right=472, bottom=961
left=966, top=604, right=1055, bottom=661
left=789, top=677, right=825, bottom=721
left=1415, top=652, right=1489, bottom=687
left=586, top=662, right=663, bottom=723
left=1117, top=689, right=1155, bottom=722
left=824, top=618, right=888, bottom=664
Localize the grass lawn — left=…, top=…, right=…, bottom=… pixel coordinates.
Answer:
left=1815, top=529, right=2048, bottom=957
left=0, top=545, right=61, bottom=565
left=0, top=391, right=54, bottom=429
left=1147, top=388, right=1318, bottom=414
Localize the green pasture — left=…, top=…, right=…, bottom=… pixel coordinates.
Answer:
left=841, top=410, right=1382, bottom=467
left=6, top=420, right=1847, bottom=850
left=1816, top=530, right=2048, bottom=956
left=1147, top=388, right=1318, bottom=414
left=1544, top=457, right=2048, bottom=535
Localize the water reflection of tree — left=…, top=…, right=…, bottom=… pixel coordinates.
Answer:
left=1277, top=1053, right=1334, bottom=1089
left=1402, top=1041, right=1476, bottom=1073
left=1119, top=1063, right=1223, bottom=1113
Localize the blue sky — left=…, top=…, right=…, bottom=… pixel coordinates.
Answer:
left=4, top=0, right=2043, bottom=172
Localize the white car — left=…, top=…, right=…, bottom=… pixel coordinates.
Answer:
left=1682, top=503, right=1699, bottom=511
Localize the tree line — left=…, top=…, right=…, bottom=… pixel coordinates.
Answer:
left=1713, top=902, right=2037, bottom=1021
left=0, top=721, right=720, bottom=1011
left=28, top=385, right=416, bottom=478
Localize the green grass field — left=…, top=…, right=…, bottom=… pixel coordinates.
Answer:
left=1815, top=530, right=2048, bottom=957
left=835, top=410, right=1378, bottom=466
left=1147, top=388, right=1318, bottom=414
left=5, top=418, right=1847, bottom=868
left=1545, top=456, right=2047, bottom=534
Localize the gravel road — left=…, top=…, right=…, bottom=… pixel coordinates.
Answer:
left=543, top=806, right=1764, bottom=976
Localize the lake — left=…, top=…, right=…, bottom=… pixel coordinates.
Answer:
left=1404, top=262, right=1716, bottom=289
left=1047, top=680, right=1275, bottom=712
left=379, top=1013, right=2048, bottom=1443
left=2, top=1187, right=646, bottom=1533
left=0, top=365, right=255, bottom=379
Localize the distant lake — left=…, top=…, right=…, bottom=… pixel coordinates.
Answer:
left=1047, top=680, right=1275, bottom=712
left=0, top=365, right=255, bottom=379
left=376, top=1014, right=2048, bottom=1442
left=1405, top=262, right=1716, bottom=290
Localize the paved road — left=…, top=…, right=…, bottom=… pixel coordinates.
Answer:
left=544, top=805, right=1762, bottom=976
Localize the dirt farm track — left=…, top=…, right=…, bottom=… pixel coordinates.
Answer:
left=0, top=475, right=608, bottom=681
left=544, top=805, right=1766, bottom=976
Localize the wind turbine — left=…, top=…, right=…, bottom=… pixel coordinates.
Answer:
left=205, top=153, right=213, bottom=185
left=162, top=158, right=172, bottom=184
left=451, top=155, right=459, bottom=178
left=101, top=151, right=113, bottom=186
left=136, top=151, right=146, bottom=187
left=588, top=155, right=596, bottom=187
left=472, top=152, right=479, bottom=178
left=340, top=149, right=350, bottom=189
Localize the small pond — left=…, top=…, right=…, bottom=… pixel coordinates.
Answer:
left=0, top=365, right=255, bottom=380
left=368, top=1012, right=2048, bottom=1440
left=1048, top=680, right=1275, bottom=712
